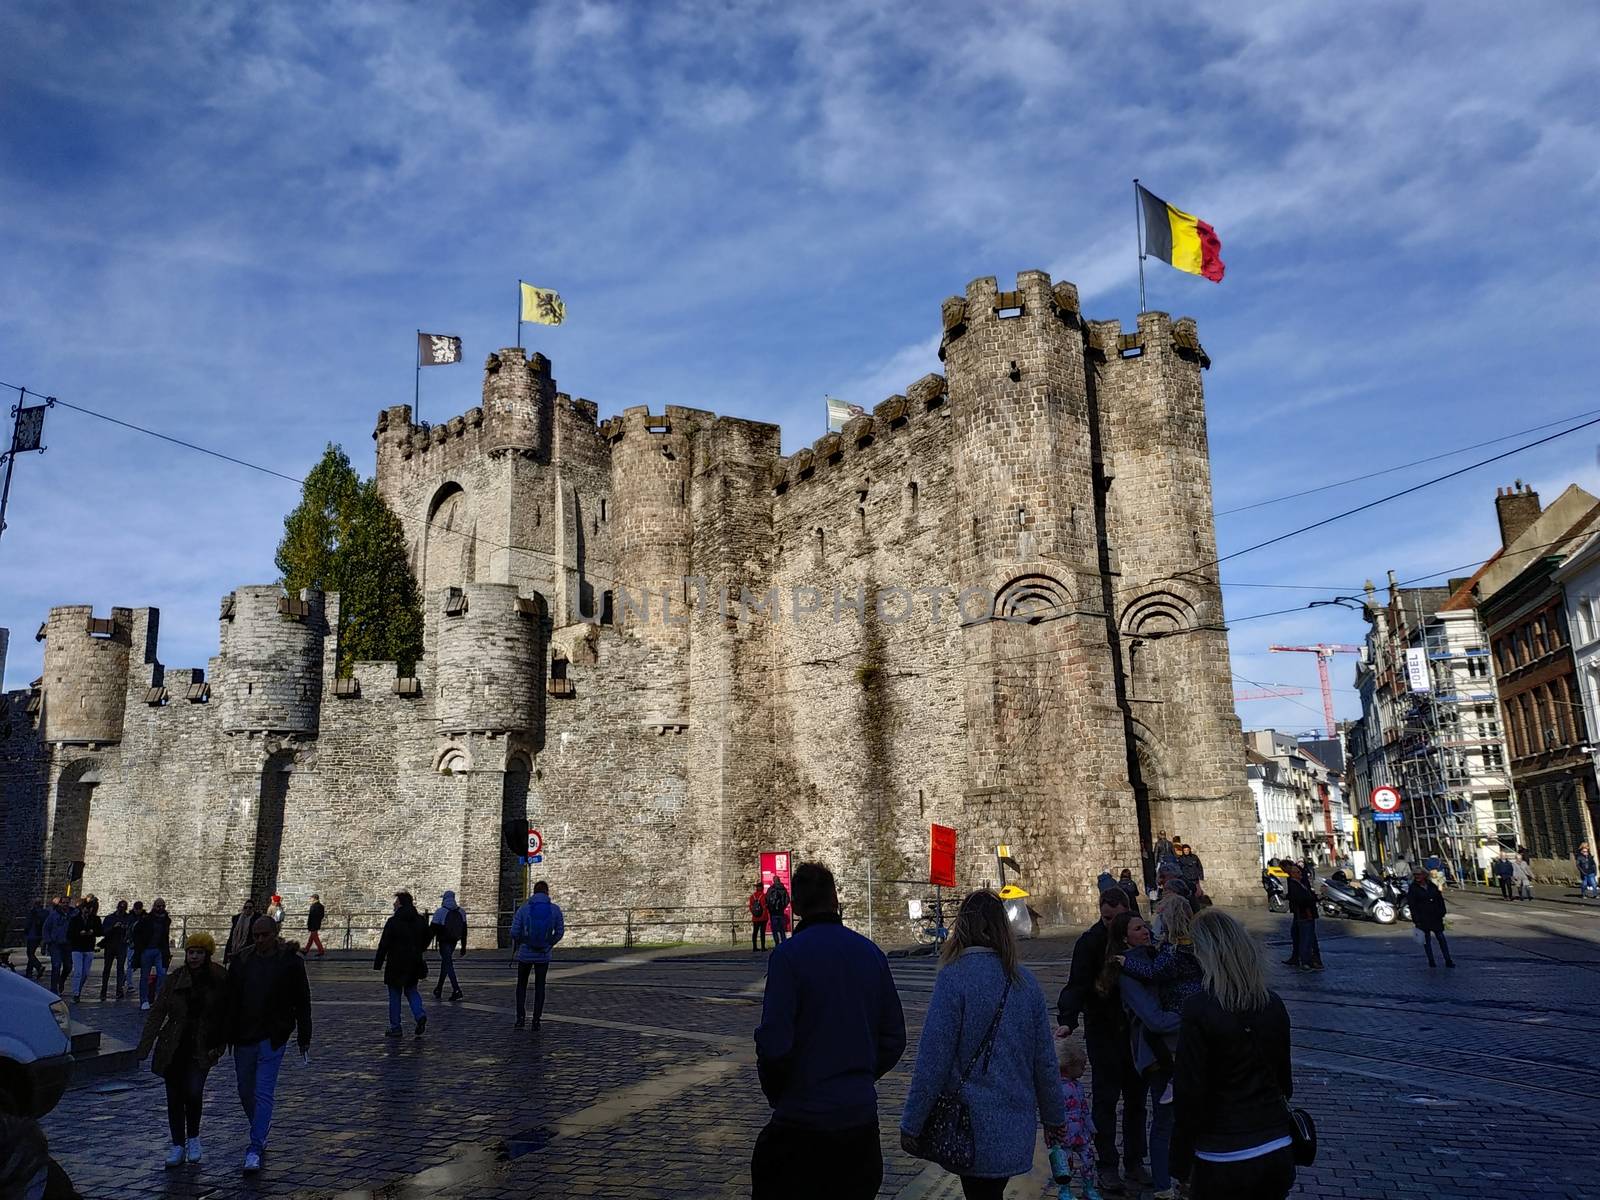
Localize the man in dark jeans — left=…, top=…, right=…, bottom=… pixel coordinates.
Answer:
left=1058, top=885, right=1145, bottom=1195
left=753, top=862, right=905, bottom=1200
left=1283, top=862, right=1323, bottom=971
left=225, top=917, right=312, bottom=1174
left=765, top=875, right=790, bottom=947
left=509, top=881, right=564, bottom=1030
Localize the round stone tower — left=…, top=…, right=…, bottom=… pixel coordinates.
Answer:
left=480, top=348, right=553, bottom=456
left=41, top=605, right=133, bottom=744
left=609, top=406, right=696, bottom=645
left=434, top=582, right=540, bottom=734
left=219, top=586, right=326, bottom=735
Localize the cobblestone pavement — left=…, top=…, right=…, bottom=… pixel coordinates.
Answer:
left=37, top=889, right=1600, bottom=1199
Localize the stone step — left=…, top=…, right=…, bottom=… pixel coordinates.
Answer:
left=68, top=1033, right=140, bottom=1083
left=67, top=1020, right=100, bottom=1056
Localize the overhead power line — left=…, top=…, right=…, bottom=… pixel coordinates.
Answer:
left=1216, top=407, right=1600, bottom=517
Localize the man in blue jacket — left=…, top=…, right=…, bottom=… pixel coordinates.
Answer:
left=752, top=861, right=906, bottom=1200
left=510, top=881, right=564, bottom=1031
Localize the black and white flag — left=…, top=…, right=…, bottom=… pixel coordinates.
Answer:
left=12, top=405, right=47, bottom=453
left=418, top=332, right=463, bottom=366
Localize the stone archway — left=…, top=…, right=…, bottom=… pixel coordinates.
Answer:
left=48, top=758, right=101, bottom=895
left=251, top=750, right=295, bottom=903
left=424, top=481, right=476, bottom=600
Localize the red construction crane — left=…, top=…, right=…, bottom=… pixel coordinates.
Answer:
left=1233, top=686, right=1307, bottom=702
left=1268, top=644, right=1360, bottom=738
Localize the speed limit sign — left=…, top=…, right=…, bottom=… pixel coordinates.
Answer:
left=1370, top=786, right=1402, bottom=814
left=527, top=828, right=543, bottom=858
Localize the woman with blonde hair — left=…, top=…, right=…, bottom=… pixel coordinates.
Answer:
left=1171, top=909, right=1297, bottom=1199
left=900, top=890, right=1065, bottom=1199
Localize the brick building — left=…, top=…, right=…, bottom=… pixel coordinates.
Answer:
left=1476, top=482, right=1600, bottom=881
left=0, top=270, right=1258, bottom=940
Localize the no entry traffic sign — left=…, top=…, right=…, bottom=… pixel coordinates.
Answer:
left=1370, top=786, right=1402, bottom=814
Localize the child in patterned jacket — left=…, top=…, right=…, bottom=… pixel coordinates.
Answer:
left=1047, top=1031, right=1103, bottom=1200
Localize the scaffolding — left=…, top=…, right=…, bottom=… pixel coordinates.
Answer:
left=1380, top=590, right=1518, bottom=881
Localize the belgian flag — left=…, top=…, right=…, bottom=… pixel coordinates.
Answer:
left=1138, top=184, right=1225, bottom=282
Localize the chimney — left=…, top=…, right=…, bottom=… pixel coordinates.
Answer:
left=1495, top=480, right=1541, bottom=548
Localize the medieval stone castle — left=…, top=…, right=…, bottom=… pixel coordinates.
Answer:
left=0, top=270, right=1255, bottom=941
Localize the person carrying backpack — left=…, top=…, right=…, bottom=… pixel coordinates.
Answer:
left=429, top=891, right=468, bottom=1002
left=510, top=881, right=565, bottom=1031
left=765, top=876, right=791, bottom=947
left=748, top=882, right=769, bottom=952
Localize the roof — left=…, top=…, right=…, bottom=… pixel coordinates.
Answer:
left=1440, top=551, right=1502, bottom=611
left=1478, top=484, right=1600, bottom=601
left=1298, top=737, right=1345, bottom=772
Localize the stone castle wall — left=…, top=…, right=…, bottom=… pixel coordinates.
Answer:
left=0, top=269, right=1255, bottom=941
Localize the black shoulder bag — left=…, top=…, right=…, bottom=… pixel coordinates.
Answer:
left=912, top=977, right=1012, bottom=1173
left=1241, top=1012, right=1316, bottom=1167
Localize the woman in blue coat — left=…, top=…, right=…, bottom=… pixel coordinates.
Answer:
left=900, top=890, right=1066, bottom=1198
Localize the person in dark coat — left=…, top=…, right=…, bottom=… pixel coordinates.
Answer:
left=100, top=900, right=131, bottom=1000
left=1282, top=862, right=1323, bottom=971
left=225, top=901, right=257, bottom=964
left=1118, top=869, right=1143, bottom=915
left=1057, top=885, right=1145, bottom=1195
left=1494, top=854, right=1515, bottom=900
left=374, top=890, right=430, bottom=1038
left=137, top=931, right=230, bottom=1167
left=225, top=916, right=312, bottom=1174
left=23, top=900, right=47, bottom=981
left=753, top=862, right=906, bottom=1200
left=748, top=882, right=769, bottom=951
left=42, top=898, right=71, bottom=994
left=1408, top=870, right=1455, bottom=968
left=65, top=896, right=102, bottom=1003
left=765, top=875, right=791, bottom=947
left=305, top=894, right=326, bottom=958
left=1171, top=910, right=1297, bottom=1200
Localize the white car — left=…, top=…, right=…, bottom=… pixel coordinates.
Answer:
left=0, top=970, right=74, bottom=1117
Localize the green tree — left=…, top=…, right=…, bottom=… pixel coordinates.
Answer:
left=275, top=444, right=424, bottom=675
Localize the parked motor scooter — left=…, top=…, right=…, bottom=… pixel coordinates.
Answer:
left=1263, top=866, right=1289, bottom=913
left=1319, top=870, right=1398, bottom=924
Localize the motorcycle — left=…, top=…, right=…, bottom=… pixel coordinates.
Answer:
left=1263, top=867, right=1289, bottom=913
left=1318, top=869, right=1398, bottom=925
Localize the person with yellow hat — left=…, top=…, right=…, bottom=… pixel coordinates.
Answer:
left=135, top=929, right=229, bottom=1168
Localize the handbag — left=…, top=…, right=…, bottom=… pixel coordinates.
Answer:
left=1241, top=1014, right=1316, bottom=1167
left=912, top=977, right=1012, bottom=1172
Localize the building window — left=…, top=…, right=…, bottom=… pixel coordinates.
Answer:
left=909, top=481, right=919, bottom=515
left=1483, top=744, right=1504, bottom=769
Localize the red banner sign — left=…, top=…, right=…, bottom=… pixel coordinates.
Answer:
left=930, top=823, right=958, bottom=888
left=759, top=851, right=793, bottom=922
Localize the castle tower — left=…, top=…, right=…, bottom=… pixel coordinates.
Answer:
left=41, top=605, right=134, bottom=745
left=219, top=587, right=327, bottom=734
left=1092, top=310, right=1255, bottom=897
left=609, top=406, right=701, bottom=647
left=481, top=348, right=553, bottom=457
left=940, top=270, right=1139, bottom=911
left=433, top=582, right=541, bottom=734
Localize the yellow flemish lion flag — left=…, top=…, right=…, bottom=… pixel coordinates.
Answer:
left=519, top=282, right=566, bottom=326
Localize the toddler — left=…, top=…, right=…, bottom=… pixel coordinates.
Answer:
left=1047, top=1031, right=1102, bottom=1200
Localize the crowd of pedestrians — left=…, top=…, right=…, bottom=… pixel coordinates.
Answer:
left=752, top=855, right=1305, bottom=1200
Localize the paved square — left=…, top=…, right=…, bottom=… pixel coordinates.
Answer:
left=40, top=890, right=1599, bottom=1198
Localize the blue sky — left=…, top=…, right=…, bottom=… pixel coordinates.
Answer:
left=3, top=1, right=1599, bottom=735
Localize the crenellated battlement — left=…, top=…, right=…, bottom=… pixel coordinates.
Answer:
left=772, top=373, right=949, bottom=497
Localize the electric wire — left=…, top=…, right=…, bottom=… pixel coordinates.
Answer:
left=4, top=377, right=1597, bottom=708
left=1216, top=407, right=1600, bottom=517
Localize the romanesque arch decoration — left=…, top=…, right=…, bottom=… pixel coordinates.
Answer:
left=1129, top=719, right=1171, bottom=799
left=1119, top=589, right=1197, bottom=639
left=435, top=745, right=471, bottom=775
left=993, top=573, right=1074, bottom=624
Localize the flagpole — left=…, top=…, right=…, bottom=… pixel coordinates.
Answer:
left=1133, top=178, right=1146, bottom=314
left=516, top=279, right=523, bottom=350
left=414, top=329, right=422, bottom=424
